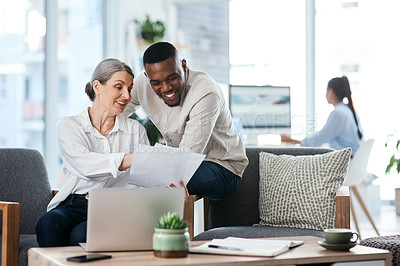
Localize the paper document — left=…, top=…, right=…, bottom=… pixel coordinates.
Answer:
left=128, top=144, right=205, bottom=187
left=190, top=237, right=304, bottom=257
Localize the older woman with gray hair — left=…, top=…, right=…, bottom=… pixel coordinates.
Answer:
left=36, top=58, right=150, bottom=247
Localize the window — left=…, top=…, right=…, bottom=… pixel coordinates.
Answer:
left=0, top=0, right=45, bottom=152
left=315, top=0, right=400, bottom=200
left=229, top=0, right=306, bottom=140
left=0, top=0, right=104, bottom=188
left=176, top=0, right=229, bottom=84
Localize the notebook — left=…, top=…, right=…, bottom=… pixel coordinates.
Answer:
left=80, top=187, right=185, bottom=252
left=190, top=237, right=304, bottom=257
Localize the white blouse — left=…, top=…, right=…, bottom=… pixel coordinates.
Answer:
left=47, top=108, right=149, bottom=211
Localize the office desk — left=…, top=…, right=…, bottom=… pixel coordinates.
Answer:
left=28, top=236, right=392, bottom=266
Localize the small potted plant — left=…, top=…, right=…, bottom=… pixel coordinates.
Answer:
left=385, top=133, right=400, bottom=215
left=135, top=14, right=166, bottom=44
left=153, top=212, right=190, bottom=258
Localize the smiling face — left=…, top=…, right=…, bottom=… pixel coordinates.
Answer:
left=93, top=70, right=133, bottom=115
left=144, top=57, right=186, bottom=107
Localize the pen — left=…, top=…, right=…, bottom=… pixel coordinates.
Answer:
left=208, top=244, right=243, bottom=251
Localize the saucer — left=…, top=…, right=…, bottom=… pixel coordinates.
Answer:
left=318, top=240, right=358, bottom=251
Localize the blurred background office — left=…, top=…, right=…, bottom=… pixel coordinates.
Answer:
left=1, top=0, right=400, bottom=219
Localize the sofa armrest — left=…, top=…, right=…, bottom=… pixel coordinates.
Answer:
left=335, top=186, right=351, bottom=229
left=0, top=201, right=20, bottom=266
left=183, top=195, right=202, bottom=240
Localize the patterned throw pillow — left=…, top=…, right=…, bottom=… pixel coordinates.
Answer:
left=257, top=148, right=351, bottom=230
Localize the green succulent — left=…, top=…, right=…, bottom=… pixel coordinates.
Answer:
left=155, top=212, right=188, bottom=230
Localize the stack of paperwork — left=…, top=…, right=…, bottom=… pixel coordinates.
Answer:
left=128, top=144, right=205, bottom=187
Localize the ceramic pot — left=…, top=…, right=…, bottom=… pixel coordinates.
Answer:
left=395, top=188, right=400, bottom=215
left=153, top=228, right=190, bottom=258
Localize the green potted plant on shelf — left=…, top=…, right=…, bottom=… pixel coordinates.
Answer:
left=153, top=212, right=190, bottom=258
left=135, top=14, right=166, bottom=44
left=385, top=132, right=400, bottom=215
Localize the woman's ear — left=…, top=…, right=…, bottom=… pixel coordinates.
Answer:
left=93, top=80, right=101, bottom=95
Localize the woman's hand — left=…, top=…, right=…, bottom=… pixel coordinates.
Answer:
left=280, top=134, right=301, bottom=144
left=280, top=134, right=292, bottom=143
left=168, top=180, right=189, bottom=201
left=118, top=154, right=133, bottom=171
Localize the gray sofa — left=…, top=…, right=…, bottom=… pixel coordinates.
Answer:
left=193, top=146, right=350, bottom=241
left=0, top=148, right=54, bottom=266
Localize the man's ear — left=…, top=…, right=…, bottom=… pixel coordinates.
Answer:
left=144, top=71, right=148, bottom=78
left=181, top=59, right=187, bottom=71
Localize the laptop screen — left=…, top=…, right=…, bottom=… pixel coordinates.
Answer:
left=84, top=187, right=185, bottom=252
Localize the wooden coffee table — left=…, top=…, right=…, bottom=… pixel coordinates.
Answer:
left=28, top=236, right=392, bottom=266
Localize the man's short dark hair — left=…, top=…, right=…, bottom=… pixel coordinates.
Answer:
left=143, top=42, right=178, bottom=65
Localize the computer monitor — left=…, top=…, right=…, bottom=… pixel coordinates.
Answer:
left=229, top=85, right=291, bottom=143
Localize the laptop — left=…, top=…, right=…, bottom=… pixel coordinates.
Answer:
left=80, top=187, right=185, bottom=252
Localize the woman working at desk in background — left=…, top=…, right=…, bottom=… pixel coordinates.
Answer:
left=35, top=58, right=150, bottom=247
left=281, top=76, right=364, bottom=154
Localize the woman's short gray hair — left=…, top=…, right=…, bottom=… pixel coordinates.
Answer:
left=85, top=58, right=134, bottom=101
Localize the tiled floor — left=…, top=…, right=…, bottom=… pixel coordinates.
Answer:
left=351, top=203, right=400, bottom=240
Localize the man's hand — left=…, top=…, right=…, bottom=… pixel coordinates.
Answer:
left=168, top=180, right=189, bottom=201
